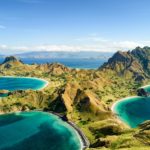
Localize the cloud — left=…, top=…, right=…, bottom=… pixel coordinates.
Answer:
left=0, top=40, right=145, bottom=55
left=75, top=35, right=143, bottom=50
left=112, top=41, right=144, bottom=50
left=0, top=34, right=148, bottom=54
left=0, top=25, right=6, bottom=29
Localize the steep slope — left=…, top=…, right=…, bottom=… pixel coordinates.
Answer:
left=1, top=56, right=23, bottom=68
left=48, top=82, right=111, bottom=121
left=134, top=120, right=150, bottom=145
left=36, top=63, right=70, bottom=75
left=99, top=47, right=150, bottom=81
left=131, top=46, right=150, bottom=74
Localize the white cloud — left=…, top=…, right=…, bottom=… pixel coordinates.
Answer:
left=112, top=41, right=144, bottom=50
left=0, top=35, right=148, bottom=54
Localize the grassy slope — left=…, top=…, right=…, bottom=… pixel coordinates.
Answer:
left=0, top=63, right=149, bottom=150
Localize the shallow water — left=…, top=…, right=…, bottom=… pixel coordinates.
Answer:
left=0, top=111, right=82, bottom=150
left=0, top=77, right=47, bottom=91
left=113, top=96, right=150, bottom=128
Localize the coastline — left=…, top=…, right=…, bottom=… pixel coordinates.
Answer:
left=111, top=96, right=139, bottom=112
left=139, top=84, right=150, bottom=89
left=0, top=76, right=49, bottom=90
left=111, top=96, right=140, bottom=128
left=49, top=111, right=90, bottom=150
left=0, top=110, right=89, bottom=150
left=0, top=76, right=88, bottom=149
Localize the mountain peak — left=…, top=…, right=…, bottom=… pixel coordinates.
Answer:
left=2, top=56, right=23, bottom=64
left=1, top=56, right=23, bottom=69
left=99, top=47, right=150, bottom=81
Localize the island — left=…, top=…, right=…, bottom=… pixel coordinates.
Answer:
left=1, top=47, right=150, bottom=150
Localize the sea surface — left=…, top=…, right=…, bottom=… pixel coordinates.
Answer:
left=0, top=77, right=47, bottom=91
left=0, top=111, right=82, bottom=150
left=113, top=96, right=150, bottom=128
left=0, top=58, right=106, bottom=69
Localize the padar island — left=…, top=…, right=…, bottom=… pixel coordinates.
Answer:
left=1, top=46, right=150, bottom=150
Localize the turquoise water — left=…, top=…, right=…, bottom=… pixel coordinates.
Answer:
left=0, top=111, right=82, bottom=150
left=113, top=96, right=150, bottom=128
left=141, top=85, right=150, bottom=93
left=0, top=77, right=48, bottom=91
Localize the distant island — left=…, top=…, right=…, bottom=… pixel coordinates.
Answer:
left=0, top=51, right=113, bottom=69
left=0, top=47, right=150, bottom=150
left=0, top=51, right=113, bottom=59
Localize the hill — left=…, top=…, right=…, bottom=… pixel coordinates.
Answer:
left=0, top=49, right=150, bottom=150
left=99, top=46, right=150, bottom=82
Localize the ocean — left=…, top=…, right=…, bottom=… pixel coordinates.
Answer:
left=0, top=58, right=107, bottom=69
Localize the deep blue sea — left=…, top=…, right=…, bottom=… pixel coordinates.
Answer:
left=0, top=111, right=82, bottom=150
left=0, top=58, right=106, bottom=69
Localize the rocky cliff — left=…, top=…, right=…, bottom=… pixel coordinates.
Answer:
left=100, top=46, right=150, bottom=81
left=0, top=56, right=24, bottom=69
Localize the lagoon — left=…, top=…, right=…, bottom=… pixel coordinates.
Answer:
left=0, top=111, right=82, bottom=150
left=0, top=77, right=48, bottom=91
left=112, top=96, right=150, bottom=128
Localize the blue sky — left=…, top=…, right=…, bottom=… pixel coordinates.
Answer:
left=0, top=0, right=150, bottom=54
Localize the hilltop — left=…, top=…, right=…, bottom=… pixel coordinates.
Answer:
left=100, top=46, right=150, bottom=82
left=2, top=56, right=23, bottom=65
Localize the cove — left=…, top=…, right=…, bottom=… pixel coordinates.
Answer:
left=112, top=96, right=150, bottom=128
left=0, top=76, right=48, bottom=91
left=0, top=111, right=82, bottom=150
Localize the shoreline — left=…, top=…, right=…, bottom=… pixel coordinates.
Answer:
left=111, top=96, right=140, bottom=128
left=139, top=84, right=150, bottom=89
left=0, top=76, right=49, bottom=90
left=48, top=111, right=90, bottom=150
left=111, top=96, right=139, bottom=112
left=0, top=110, right=90, bottom=150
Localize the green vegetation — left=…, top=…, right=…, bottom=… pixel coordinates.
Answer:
left=1, top=48, right=150, bottom=150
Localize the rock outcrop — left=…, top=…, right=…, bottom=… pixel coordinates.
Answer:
left=1, top=56, right=23, bottom=69
left=137, top=88, right=148, bottom=97
left=2, top=56, right=23, bottom=64
left=99, top=47, right=150, bottom=81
